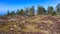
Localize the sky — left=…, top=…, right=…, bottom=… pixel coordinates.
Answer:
left=0, top=0, right=60, bottom=15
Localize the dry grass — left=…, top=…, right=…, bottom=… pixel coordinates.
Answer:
left=0, top=15, right=60, bottom=34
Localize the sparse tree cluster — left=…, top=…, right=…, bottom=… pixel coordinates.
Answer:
left=37, top=6, right=46, bottom=15
left=6, top=4, right=60, bottom=16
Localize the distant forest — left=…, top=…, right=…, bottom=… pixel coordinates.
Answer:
left=5, top=3, right=60, bottom=16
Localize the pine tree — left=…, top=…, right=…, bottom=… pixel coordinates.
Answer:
left=37, top=6, right=46, bottom=15
left=6, top=10, right=10, bottom=16
left=10, top=11, right=15, bottom=15
left=56, top=4, right=60, bottom=15
left=47, top=6, right=54, bottom=15
left=25, top=7, right=29, bottom=16
left=20, top=9, right=25, bottom=15
left=16, top=9, right=20, bottom=15
left=29, top=6, right=35, bottom=16
left=52, top=11, right=56, bottom=15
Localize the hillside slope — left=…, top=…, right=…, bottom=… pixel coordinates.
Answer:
left=0, top=15, right=60, bottom=34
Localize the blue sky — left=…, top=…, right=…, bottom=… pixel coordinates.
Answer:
left=0, top=0, right=60, bottom=15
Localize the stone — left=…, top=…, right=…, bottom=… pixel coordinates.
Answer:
left=23, top=20, right=25, bottom=23
left=10, top=28, right=14, bottom=31
left=13, top=24, right=17, bottom=27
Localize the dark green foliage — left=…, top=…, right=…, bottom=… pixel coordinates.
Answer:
left=16, top=9, right=25, bottom=15
left=19, top=9, right=25, bottom=15
left=47, top=6, right=54, bottom=15
left=16, top=9, right=20, bottom=15
left=29, top=6, right=35, bottom=16
left=37, top=6, right=46, bottom=15
left=43, top=8, right=46, bottom=15
left=25, top=7, right=29, bottom=16
left=52, top=11, right=57, bottom=15
left=5, top=4, right=60, bottom=16
left=37, top=6, right=42, bottom=15
left=7, top=10, right=10, bottom=15
left=56, top=4, right=60, bottom=12
left=56, top=4, right=60, bottom=15
left=6, top=10, right=15, bottom=15
left=6, top=10, right=10, bottom=16
left=10, top=11, right=16, bottom=15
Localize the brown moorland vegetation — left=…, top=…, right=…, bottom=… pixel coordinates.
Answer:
left=0, top=15, right=60, bottom=34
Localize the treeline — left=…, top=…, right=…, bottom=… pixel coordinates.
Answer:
left=6, top=4, right=60, bottom=16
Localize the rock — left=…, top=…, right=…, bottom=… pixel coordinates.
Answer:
left=23, top=20, right=25, bottom=23
left=13, top=24, right=17, bottom=27
left=10, top=28, right=14, bottom=31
